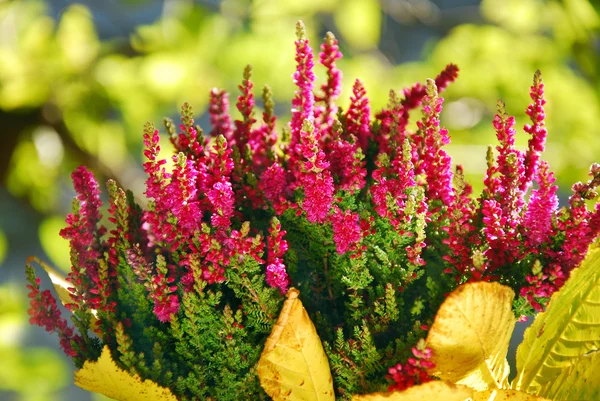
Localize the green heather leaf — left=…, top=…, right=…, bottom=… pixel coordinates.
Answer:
left=513, top=244, right=600, bottom=394
left=539, top=350, right=600, bottom=401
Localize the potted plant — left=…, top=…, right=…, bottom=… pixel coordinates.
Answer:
left=26, top=21, right=600, bottom=400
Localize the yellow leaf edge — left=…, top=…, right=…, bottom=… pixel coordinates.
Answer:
left=425, top=281, right=516, bottom=390
left=351, top=380, right=474, bottom=400
left=257, top=287, right=335, bottom=401
left=74, top=345, right=178, bottom=401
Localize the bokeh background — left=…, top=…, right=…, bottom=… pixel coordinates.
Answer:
left=1, top=0, right=598, bottom=399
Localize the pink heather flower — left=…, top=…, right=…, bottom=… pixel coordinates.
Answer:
left=328, top=134, right=366, bottom=193
left=142, top=124, right=179, bottom=246
left=387, top=340, right=435, bottom=392
left=26, top=268, right=78, bottom=357
left=442, top=166, right=478, bottom=278
left=267, top=217, right=289, bottom=263
left=297, top=120, right=335, bottom=223
left=331, top=207, right=362, bottom=254
left=416, top=80, right=454, bottom=212
left=302, top=172, right=335, bottom=223
left=233, top=65, right=257, bottom=149
left=249, top=85, right=278, bottom=175
left=521, top=70, right=547, bottom=191
left=523, top=161, right=558, bottom=247
left=345, top=79, right=371, bottom=152
left=166, top=154, right=203, bottom=237
left=151, top=257, right=180, bottom=323
left=207, top=178, right=235, bottom=229
left=260, top=162, right=289, bottom=204
left=266, top=259, right=289, bottom=294
left=370, top=141, right=418, bottom=228
left=171, top=103, right=205, bottom=158
left=59, top=166, right=107, bottom=311
left=315, top=31, right=343, bottom=138
left=290, top=21, right=316, bottom=150
left=558, top=164, right=600, bottom=271
left=376, top=65, right=459, bottom=157
left=209, top=88, right=234, bottom=142
left=401, top=64, right=459, bottom=111
left=492, top=103, right=526, bottom=221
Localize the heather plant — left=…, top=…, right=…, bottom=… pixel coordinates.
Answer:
left=25, top=21, right=600, bottom=400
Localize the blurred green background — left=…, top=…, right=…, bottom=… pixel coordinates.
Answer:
left=0, top=0, right=598, bottom=399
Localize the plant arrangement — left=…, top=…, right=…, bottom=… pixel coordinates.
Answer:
left=25, top=21, right=600, bottom=401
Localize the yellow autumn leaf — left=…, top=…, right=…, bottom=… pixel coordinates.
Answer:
left=513, top=244, right=600, bottom=395
left=256, top=287, right=335, bottom=401
left=538, top=350, right=600, bottom=401
left=351, top=381, right=473, bottom=401
left=74, top=345, right=177, bottom=401
left=426, top=282, right=516, bottom=390
left=472, top=389, right=551, bottom=401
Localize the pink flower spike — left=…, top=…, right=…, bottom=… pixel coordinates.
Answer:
left=233, top=65, right=257, bottom=149
left=209, top=88, right=234, bottom=142
left=521, top=70, right=548, bottom=191
left=331, top=207, right=362, bottom=254
left=290, top=21, right=316, bottom=150
left=315, top=31, right=343, bottom=138
left=266, top=259, right=290, bottom=294
left=523, top=161, right=558, bottom=246
left=415, top=79, right=455, bottom=212
left=345, top=79, right=371, bottom=152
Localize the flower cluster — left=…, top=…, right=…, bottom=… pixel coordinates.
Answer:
left=26, top=20, right=600, bottom=400
left=387, top=339, right=435, bottom=392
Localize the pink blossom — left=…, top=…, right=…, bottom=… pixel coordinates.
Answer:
left=290, top=21, right=316, bottom=151
left=523, top=161, right=558, bottom=246
left=207, top=178, right=235, bottom=229
left=345, top=79, right=371, bottom=152
left=521, top=70, right=547, bottom=191
left=266, top=259, right=289, bottom=294
left=209, top=88, right=234, bottom=142
left=415, top=80, right=454, bottom=212
left=331, top=207, right=362, bottom=254
left=315, top=31, right=343, bottom=138
left=233, top=65, right=256, bottom=149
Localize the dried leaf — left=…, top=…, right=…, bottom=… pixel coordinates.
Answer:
left=351, top=381, right=473, bottom=401
left=426, top=282, right=516, bottom=390
left=74, top=345, right=177, bottom=401
left=257, top=288, right=335, bottom=401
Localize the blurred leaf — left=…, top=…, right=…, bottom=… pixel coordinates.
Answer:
left=74, top=345, right=178, bottom=401
left=0, top=230, right=7, bottom=266
left=39, top=215, right=71, bottom=272
left=335, top=0, right=381, bottom=50
left=55, top=5, right=100, bottom=73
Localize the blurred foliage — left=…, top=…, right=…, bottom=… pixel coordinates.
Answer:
left=0, top=229, right=6, bottom=265
left=1, top=0, right=599, bottom=399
